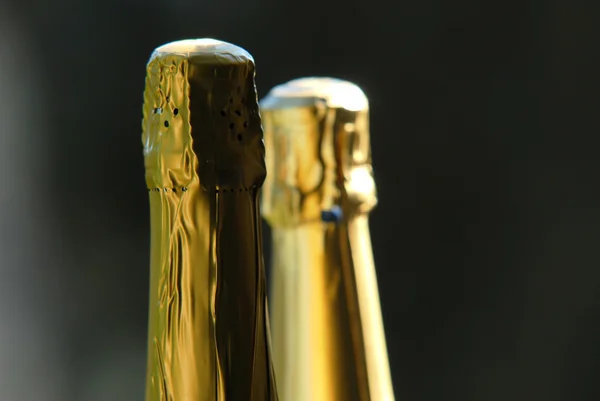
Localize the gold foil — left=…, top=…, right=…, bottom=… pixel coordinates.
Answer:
left=261, top=78, right=394, bottom=401
left=142, top=39, right=278, bottom=401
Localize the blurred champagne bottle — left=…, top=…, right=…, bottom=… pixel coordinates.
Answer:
left=141, top=39, right=278, bottom=401
left=261, top=78, right=394, bottom=401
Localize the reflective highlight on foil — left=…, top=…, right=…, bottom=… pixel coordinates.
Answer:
left=261, top=77, right=395, bottom=401
left=142, top=38, right=278, bottom=401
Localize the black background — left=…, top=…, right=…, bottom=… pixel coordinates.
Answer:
left=1, top=0, right=599, bottom=400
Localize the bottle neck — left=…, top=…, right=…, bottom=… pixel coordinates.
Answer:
left=145, top=184, right=277, bottom=401
left=269, top=214, right=394, bottom=401
left=346, top=215, right=395, bottom=401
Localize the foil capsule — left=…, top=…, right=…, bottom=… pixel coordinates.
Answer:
left=261, top=77, right=394, bottom=401
left=143, top=38, right=266, bottom=191
left=142, top=39, right=278, bottom=401
left=260, top=77, right=377, bottom=226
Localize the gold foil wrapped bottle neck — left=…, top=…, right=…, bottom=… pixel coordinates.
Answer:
left=261, top=77, right=394, bottom=401
left=260, top=77, right=376, bottom=228
left=143, top=39, right=277, bottom=401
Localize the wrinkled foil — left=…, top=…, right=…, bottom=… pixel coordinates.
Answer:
left=142, top=39, right=278, bottom=401
left=261, top=78, right=395, bottom=401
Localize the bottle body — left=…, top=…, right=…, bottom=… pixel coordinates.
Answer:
left=261, top=78, right=394, bottom=401
left=143, top=39, right=278, bottom=401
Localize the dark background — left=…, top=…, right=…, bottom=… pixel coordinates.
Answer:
left=0, top=0, right=599, bottom=400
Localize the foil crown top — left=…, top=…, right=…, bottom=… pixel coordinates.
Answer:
left=261, top=77, right=368, bottom=111
left=151, top=38, right=254, bottom=64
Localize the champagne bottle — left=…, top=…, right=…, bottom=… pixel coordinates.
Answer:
left=260, top=78, right=394, bottom=401
left=141, top=39, right=278, bottom=401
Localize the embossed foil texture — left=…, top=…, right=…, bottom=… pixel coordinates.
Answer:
left=142, top=39, right=278, bottom=401
left=261, top=78, right=394, bottom=401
